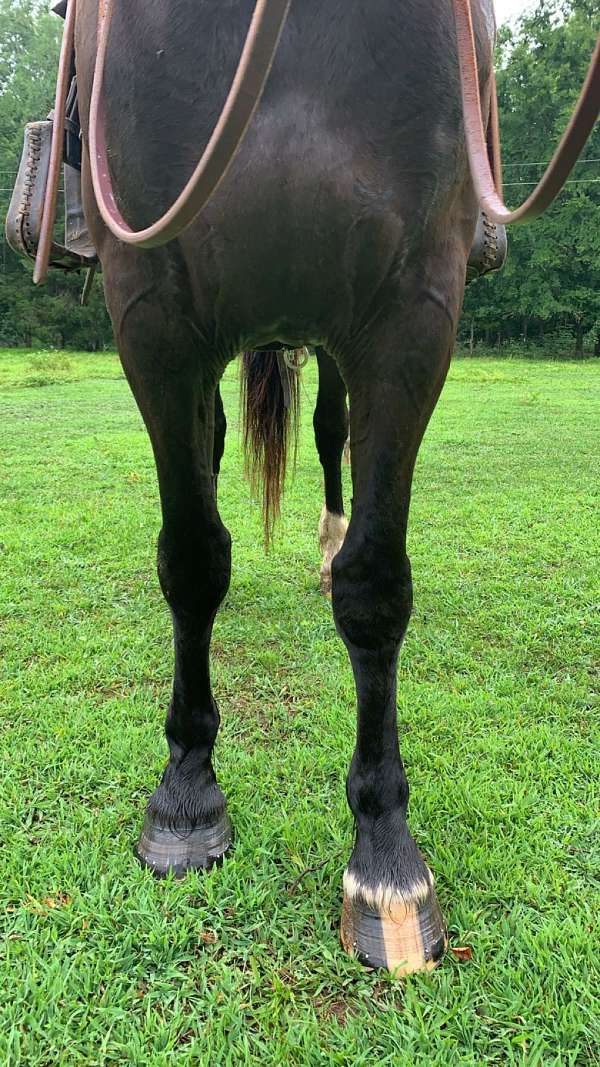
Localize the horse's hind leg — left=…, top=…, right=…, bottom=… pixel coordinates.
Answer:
left=115, top=301, right=233, bottom=875
left=333, top=248, right=465, bottom=974
left=314, top=346, right=349, bottom=595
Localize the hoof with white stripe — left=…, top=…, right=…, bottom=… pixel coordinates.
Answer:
left=341, top=869, right=447, bottom=975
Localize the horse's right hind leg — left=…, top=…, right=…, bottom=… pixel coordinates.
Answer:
left=314, top=346, right=349, bottom=595
left=332, top=239, right=468, bottom=974
left=114, top=297, right=233, bottom=876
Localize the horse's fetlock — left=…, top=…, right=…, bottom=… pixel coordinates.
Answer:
left=148, top=753, right=226, bottom=829
left=347, top=758, right=408, bottom=822
left=167, top=697, right=220, bottom=754
left=345, top=809, right=430, bottom=907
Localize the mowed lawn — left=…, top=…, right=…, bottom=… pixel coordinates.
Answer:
left=0, top=349, right=598, bottom=1066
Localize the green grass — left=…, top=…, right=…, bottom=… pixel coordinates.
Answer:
left=0, top=348, right=598, bottom=1066
left=0, top=348, right=123, bottom=390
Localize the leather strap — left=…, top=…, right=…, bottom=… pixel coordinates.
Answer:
left=89, top=0, right=292, bottom=248
left=33, top=0, right=77, bottom=283
left=453, top=0, right=600, bottom=224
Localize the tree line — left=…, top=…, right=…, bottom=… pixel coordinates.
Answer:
left=1, top=0, right=598, bottom=355
left=461, top=0, right=600, bottom=356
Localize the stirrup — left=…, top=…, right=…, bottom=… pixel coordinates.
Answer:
left=466, top=210, right=507, bottom=284
left=5, top=117, right=97, bottom=272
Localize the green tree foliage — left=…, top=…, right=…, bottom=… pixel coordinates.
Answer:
left=462, top=0, right=600, bottom=355
left=0, top=0, right=598, bottom=352
left=0, top=0, right=60, bottom=163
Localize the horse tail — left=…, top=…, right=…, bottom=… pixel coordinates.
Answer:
left=240, top=350, right=301, bottom=545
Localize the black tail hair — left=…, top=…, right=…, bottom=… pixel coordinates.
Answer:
left=240, top=350, right=301, bottom=545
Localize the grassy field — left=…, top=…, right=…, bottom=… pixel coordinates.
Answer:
left=0, top=348, right=598, bottom=1066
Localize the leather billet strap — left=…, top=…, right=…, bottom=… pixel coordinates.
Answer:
left=89, top=0, right=292, bottom=248
left=453, top=0, right=600, bottom=224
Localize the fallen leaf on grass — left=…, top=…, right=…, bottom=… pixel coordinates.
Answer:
left=43, top=894, right=72, bottom=909
left=450, top=945, right=473, bottom=962
left=26, top=893, right=72, bottom=913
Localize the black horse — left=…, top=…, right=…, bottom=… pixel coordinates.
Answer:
left=74, top=0, right=495, bottom=974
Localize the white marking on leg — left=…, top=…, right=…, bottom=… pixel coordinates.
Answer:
left=343, top=868, right=434, bottom=916
left=319, top=506, right=348, bottom=596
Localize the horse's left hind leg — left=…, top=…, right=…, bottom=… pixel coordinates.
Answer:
left=314, top=346, right=349, bottom=595
left=110, top=298, right=234, bottom=877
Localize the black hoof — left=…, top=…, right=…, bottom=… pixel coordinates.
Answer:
left=135, top=812, right=233, bottom=877
left=341, top=880, right=447, bottom=976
